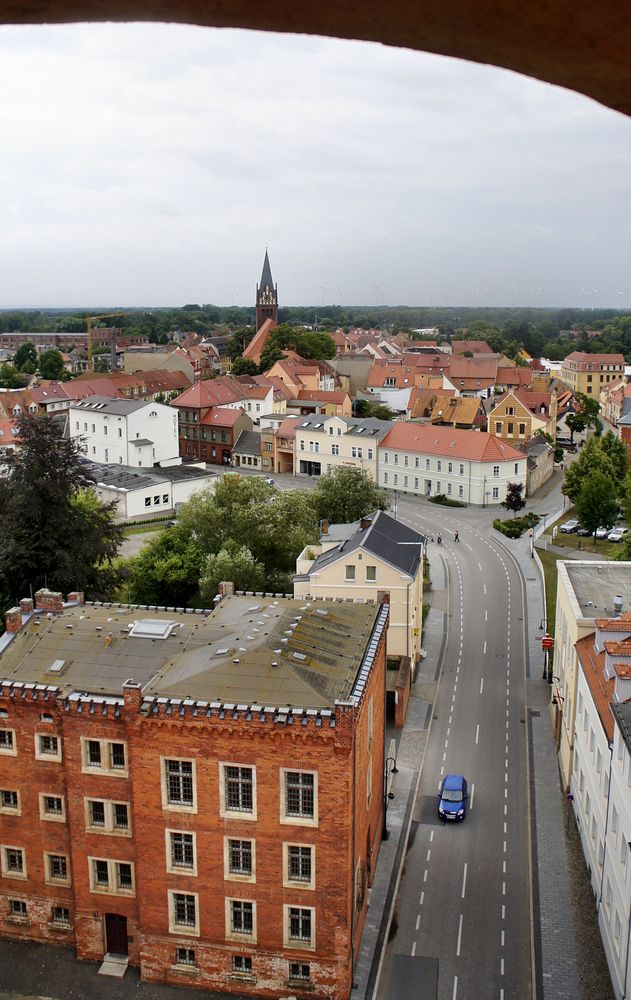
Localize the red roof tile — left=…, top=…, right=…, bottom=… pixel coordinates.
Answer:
left=575, top=634, right=615, bottom=741
left=379, top=423, right=525, bottom=462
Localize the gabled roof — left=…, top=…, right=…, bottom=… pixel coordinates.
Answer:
left=304, top=510, right=425, bottom=579
left=575, top=634, right=615, bottom=742
left=70, top=395, right=152, bottom=415
left=243, top=317, right=276, bottom=364
left=446, top=357, right=499, bottom=381
left=172, top=379, right=243, bottom=409
left=295, top=389, right=349, bottom=404
left=496, top=365, right=533, bottom=387
left=563, top=351, right=625, bottom=367
left=430, top=396, right=482, bottom=426
left=259, top=248, right=274, bottom=291
left=200, top=405, right=248, bottom=427
left=451, top=340, right=493, bottom=355
left=380, top=423, right=525, bottom=462
left=233, top=430, right=262, bottom=455
left=275, top=417, right=300, bottom=439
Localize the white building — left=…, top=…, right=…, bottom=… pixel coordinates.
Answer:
left=86, top=460, right=218, bottom=520
left=69, top=396, right=180, bottom=468
left=377, top=423, right=527, bottom=505
left=602, top=702, right=631, bottom=999
left=294, top=414, right=392, bottom=479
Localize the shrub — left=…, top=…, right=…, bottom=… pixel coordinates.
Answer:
left=429, top=493, right=467, bottom=508
left=493, top=513, right=541, bottom=538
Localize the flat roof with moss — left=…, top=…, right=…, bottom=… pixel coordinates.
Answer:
left=0, top=595, right=383, bottom=710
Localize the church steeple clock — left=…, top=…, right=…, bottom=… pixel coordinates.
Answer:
left=256, top=249, right=278, bottom=332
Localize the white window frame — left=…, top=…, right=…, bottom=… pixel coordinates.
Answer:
left=165, top=829, right=198, bottom=877
left=1, top=845, right=27, bottom=880
left=280, top=768, right=318, bottom=828
left=85, top=798, right=131, bottom=837
left=283, top=903, right=315, bottom=951
left=34, top=733, right=62, bottom=762
left=0, top=729, right=17, bottom=757
left=0, top=789, right=20, bottom=816
left=168, top=889, right=200, bottom=937
left=219, top=762, right=257, bottom=822
left=80, top=738, right=127, bottom=777
left=88, top=857, right=135, bottom=897
left=225, top=897, right=257, bottom=944
left=283, top=842, right=316, bottom=891
left=345, top=565, right=356, bottom=582
left=224, top=837, right=256, bottom=884
left=44, top=851, right=71, bottom=886
left=39, top=792, right=66, bottom=823
left=161, top=757, right=198, bottom=814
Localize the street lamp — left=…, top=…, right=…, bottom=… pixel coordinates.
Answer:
left=382, top=755, right=399, bottom=840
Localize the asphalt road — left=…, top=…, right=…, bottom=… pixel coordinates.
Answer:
left=379, top=498, right=533, bottom=1000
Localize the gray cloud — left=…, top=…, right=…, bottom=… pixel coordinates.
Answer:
left=0, top=23, right=629, bottom=308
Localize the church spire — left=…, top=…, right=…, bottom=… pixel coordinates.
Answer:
left=256, top=248, right=278, bottom=332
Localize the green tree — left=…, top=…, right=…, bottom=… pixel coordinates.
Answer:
left=354, top=399, right=394, bottom=421
left=230, top=356, right=258, bottom=376
left=310, top=467, right=390, bottom=523
left=13, top=342, right=37, bottom=373
left=38, top=348, right=67, bottom=380
left=562, top=437, right=618, bottom=503
left=0, top=363, right=26, bottom=389
left=126, top=525, right=204, bottom=606
left=199, top=541, right=266, bottom=603
left=575, top=470, right=619, bottom=538
left=599, top=430, right=628, bottom=482
left=501, top=482, right=526, bottom=517
left=565, top=411, right=587, bottom=444
left=0, top=414, right=124, bottom=610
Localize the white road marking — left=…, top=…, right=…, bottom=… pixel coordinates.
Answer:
left=456, top=913, right=463, bottom=956
left=502, top=881, right=506, bottom=895
left=501, top=929, right=505, bottom=947
left=505, top=758, right=508, bottom=769
left=416, top=914, right=421, bottom=930
left=475, top=724, right=480, bottom=745
left=447, top=727, right=451, bottom=736
left=461, top=862, right=468, bottom=899
left=483, top=584, right=487, bottom=595
left=420, top=892, right=425, bottom=905
left=452, top=977, right=458, bottom=1000
left=445, top=739, right=449, bottom=749
left=504, top=804, right=507, bottom=815
left=503, top=860, right=507, bottom=874
left=503, top=840, right=507, bottom=853
left=478, top=562, right=482, bottom=571
left=424, top=870, right=428, bottom=882
left=480, top=677, right=484, bottom=694
left=502, top=904, right=505, bottom=919
left=500, top=957, right=505, bottom=975
left=430, top=831, right=434, bottom=842
left=504, top=822, right=507, bottom=834
left=483, top=640, right=487, bottom=654
left=505, top=771, right=509, bottom=783
left=443, top=752, right=447, bottom=762
left=485, top=609, right=488, bottom=621
left=411, top=940, right=417, bottom=957
left=426, top=849, right=431, bottom=861
left=470, top=784, right=475, bottom=810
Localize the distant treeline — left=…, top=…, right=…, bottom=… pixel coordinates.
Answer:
left=2, top=305, right=631, bottom=361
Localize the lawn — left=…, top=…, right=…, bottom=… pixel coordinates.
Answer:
left=535, top=547, right=561, bottom=637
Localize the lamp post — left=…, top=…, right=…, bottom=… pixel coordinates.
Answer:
left=382, top=755, right=399, bottom=840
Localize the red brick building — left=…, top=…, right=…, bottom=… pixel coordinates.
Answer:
left=170, top=379, right=253, bottom=464
left=0, top=588, right=388, bottom=998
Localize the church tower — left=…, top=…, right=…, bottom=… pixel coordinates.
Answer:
left=256, top=249, right=278, bottom=332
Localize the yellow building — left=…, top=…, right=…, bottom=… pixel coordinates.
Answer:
left=293, top=510, right=424, bottom=665
left=550, top=561, right=631, bottom=788
left=294, top=414, right=392, bottom=479
left=560, top=352, right=625, bottom=397
left=488, top=388, right=557, bottom=443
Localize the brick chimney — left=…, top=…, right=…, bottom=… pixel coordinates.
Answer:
left=67, top=592, right=85, bottom=606
left=359, top=517, right=373, bottom=530
left=19, top=598, right=33, bottom=616
left=217, top=581, right=235, bottom=598
left=4, top=607, right=23, bottom=633
left=321, top=519, right=329, bottom=535
left=34, top=589, right=64, bottom=613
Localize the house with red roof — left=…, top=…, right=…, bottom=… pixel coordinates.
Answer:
left=264, top=356, right=338, bottom=395
left=560, top=351, right=625, bottom=396
left=488, top=388, right=557, bottom=444
left=378, top=423, right=527, bottom=505
left=170, top=379, right=252, bottom=463
left=450, top=340, right=494, bottom=355
left=443, top=357, right=499, bottom=398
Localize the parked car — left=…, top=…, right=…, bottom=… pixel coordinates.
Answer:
left=560, top=519, right=580, bottom=533
left=437, top=774, right=468, bottom=822
left=556, top=436, right=577, bottom=452
left=263, top=476, right=276, bottom=486
left=595, top=525, right=611, bottom=539
left=577, top=525, right=592, bottom=536
left=608, top=527, right=629, bottom=542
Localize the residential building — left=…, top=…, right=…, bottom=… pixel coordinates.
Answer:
left=560, top=352, right=625, bottom=396
left=366, top=355, right=449, bottom=396
left=377, top=424, right=527, bottom=505
left=274, top=416, right=300, bottom=475
left=294, top=510, right=424, bottom=665
left=170, top=380, right=251, bottom=464
left=550, top=561, right=631, bottom=789
left=294, top=415, right=392, bottom=479
left=488, top=388, right=557, bottom=444
left=265, top=357, right=338, bottom=395
left=600, top=379, right=626, bottom=426
left=232, top=430, right=262, bottom=470
left=69, top=397, right=180, bottom=468
left=450, top=340, right=493, bottom=355
left=442, top=357, right=498, bottom=398
left=0, top=587, right=388, bottom=1000
left=523, top=436, right=554, bottom=495
left=287, top=390, right=352, bottom=419
left=85, top=461, right=217, bottom=519
left=429, top=395, right=486, bottom=430
left=601, top=702, right=631, bottom=999
left=494, top=365, right=533, bottom=393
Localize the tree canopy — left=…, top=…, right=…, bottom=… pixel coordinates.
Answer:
left=0, top=414, right=124, bottom=613
left=38, top=348, right=68, bottom=381
left=501, top=482, right=526, bottom=517
left=310, top=467, right=390, bottom=523
left=13, top=342, right=37, bottom=373
left=575, top=470, right=620, bottom=536
left=562, top=437, right=620, bottom=504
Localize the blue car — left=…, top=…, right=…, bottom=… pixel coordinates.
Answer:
left=438, top=774, right=468, bottom=821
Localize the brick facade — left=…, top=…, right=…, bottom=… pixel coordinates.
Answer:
left=0, top=597, right=388, bottom=999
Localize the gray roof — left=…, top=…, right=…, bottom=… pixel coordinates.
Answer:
left=612, top=703, right=631, bottom=754
left=233, top=430, right=262, bottom=456
left=130, top=438, right=153, bottom=447
left=306, top=510, right=425, bottom=579
left=0, top=595, right=382, bottom=709
left=295, top=415, right=393, bottom=439
left=81, top=459, right=215, bottom=492
left=562, top=561, right=631, bottom=619
left=617, top=399, right=631, bottom=423
left=259, top=249, right=275, bottom=291
left=70, top=395, right=151, bottom=415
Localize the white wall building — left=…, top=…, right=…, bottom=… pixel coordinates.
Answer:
left=294, top=414, right=392, bottom=479
left=601, top=702, right=631, bottom=999
left=87, top=461, right=218, bottom=520
left=69, top=396, right=180, bottom=468
left=377, top=423, right=527, bottom=505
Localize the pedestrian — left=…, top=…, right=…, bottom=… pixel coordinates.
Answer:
left=454, top=530, right=459, bottom=542
left=437, top=533, right=442, bottom=545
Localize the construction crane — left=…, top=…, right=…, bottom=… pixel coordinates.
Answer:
left=86, top=312, right=125, bottom=372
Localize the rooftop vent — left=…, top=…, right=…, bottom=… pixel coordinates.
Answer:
left=48, top=659, right=67, bottom=674
left=128, top=619, right=177, bottom=640
left=614, top=595, right=624, bottom=615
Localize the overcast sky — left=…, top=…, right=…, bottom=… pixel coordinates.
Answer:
left=1, top=22, right=630, bottom=310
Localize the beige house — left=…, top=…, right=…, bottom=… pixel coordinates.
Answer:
left=560, top=351, right=625, bottom=397
left=550, top=561, right=631, bottom=788
left=488, top=388, right=557, bottom=443
left=294, top=414, right=392, bottom=479
left=293, top=510, right=425, bottom=665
